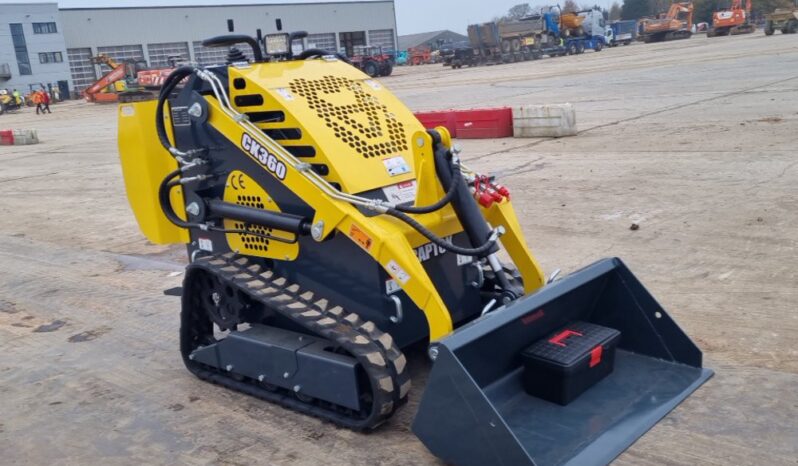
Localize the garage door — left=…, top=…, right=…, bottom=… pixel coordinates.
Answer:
left=147, top=42, right=189, bottom=67
left=307, top=33, right=336, bottom=51
left=96, top=44, right=145, bottom=65
left=192, top=41, right=251, bottom=67
left=67, top=47, right=96, bottom=92
left=368, top=29, right=395, bottom=51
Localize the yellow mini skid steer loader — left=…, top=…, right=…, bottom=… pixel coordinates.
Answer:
left=118, top=31, right=712, bottom=465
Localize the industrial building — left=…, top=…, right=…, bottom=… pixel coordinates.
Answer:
left=398, top=30, right=469, bottom=51
left=0, top=2, right=72, bottom=96
left=60, top=1, right=398, bottom=93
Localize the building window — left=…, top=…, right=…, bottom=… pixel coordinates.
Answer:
left=10, top=23, right=32, bottom=75
left=39, top=52, right=64, bottom=64
left=33, top=22, right=58, bottom=34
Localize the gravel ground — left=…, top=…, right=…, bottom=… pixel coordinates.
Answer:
left=0, top=33, right=796, bottom=465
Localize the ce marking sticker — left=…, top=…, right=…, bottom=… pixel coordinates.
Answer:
left=230, top=173, right=247, bottom=190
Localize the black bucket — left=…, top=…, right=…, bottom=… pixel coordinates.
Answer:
left=412, top=258, right=713, bottom=466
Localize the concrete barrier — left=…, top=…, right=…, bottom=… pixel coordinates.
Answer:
left=512, top=104, right=577, bottom=138
left=0, top=129, right=39, bottom=145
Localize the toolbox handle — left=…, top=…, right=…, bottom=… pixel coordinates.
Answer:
left=548, top=329, right=583, bottom=347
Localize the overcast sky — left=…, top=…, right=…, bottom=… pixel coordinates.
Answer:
left=0, top=0, right=615, bottom=35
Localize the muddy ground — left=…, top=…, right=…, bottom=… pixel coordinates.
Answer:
left=1, top=33, right=796, bottom=465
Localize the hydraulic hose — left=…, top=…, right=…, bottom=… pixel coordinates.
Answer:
left=156, top=66, right=197, bottom=153
left=158, top=168, right=198, bottom=229
left=393, top=155, right=461, bottom=214
left=384, top=147, right=498, bottom=257
left=385, top=207, right=497, bottom=257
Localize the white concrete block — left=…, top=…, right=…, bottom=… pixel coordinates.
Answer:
left=512, top=103, right=577, bottom=138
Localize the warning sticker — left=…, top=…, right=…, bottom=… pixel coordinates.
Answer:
left=385, top=279, right=401, bottom=295
left=349, top=224, right=373, bottom=251
left=120, top=105, right=135, bottom=117
left=198, top=237, right=213, bottom=252
left=171, top=106, right=191, bottom=127
left=382, top=180, right=417, bottom=205
left=386, top=260, right=410, bottom=285
left=364, top=79, right=382, bottom=90
left=275, top=88, right=295, bottom=101
left=382, top=156, right=410, bottom=177
left=457, top=254, right=473, bottom=266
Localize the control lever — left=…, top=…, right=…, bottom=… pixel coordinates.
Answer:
left=201, top=34, right=263, bottom=62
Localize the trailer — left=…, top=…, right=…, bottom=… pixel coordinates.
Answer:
left=461, top=9, right=609, bottom=68
left=467, top=13, right=562, bottom=64
left=609, top=20, right=638, bottom=45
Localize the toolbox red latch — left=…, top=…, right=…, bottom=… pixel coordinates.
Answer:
left=589, top=345, right=603, bottom=368
left=548, top=329, right=584, bottom=347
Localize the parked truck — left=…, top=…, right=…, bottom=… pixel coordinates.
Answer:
left=609, top=20, right=638, bottom=45
left=466, top=8, right=609, bottom=65
left=467, top=14, right=557, bottom=64
left=764, top=7, right=798, bottom=35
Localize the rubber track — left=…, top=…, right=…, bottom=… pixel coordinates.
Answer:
left=180, top=252, right=411, bottom=431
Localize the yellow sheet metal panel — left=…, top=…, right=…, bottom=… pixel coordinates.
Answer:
left=229, top=60, right=426, bottom=195
left=484, top=201, right=546, bottom=293
left=222, top=171, right=299, bottom=261
left=117, top=101, right=188, bottom=244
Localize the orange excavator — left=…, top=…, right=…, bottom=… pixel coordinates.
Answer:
left=640, top=2, right=694, bottom=42
left=84, top=54, right=139, bottom=103
left=707, top=0, right=755, bottom=36
left=84, top=54, right=181, bottom=104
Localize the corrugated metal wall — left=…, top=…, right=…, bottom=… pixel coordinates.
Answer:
left=60, top=2, right=397, bottom=91
left=147, top=42, right=190, bottom=67
left=306, top=33, right=336, bottom=51
left=368, top=29, right=395, bottom=50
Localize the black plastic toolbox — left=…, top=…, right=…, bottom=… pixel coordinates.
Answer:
left=521, top=321, right=621, bottom=405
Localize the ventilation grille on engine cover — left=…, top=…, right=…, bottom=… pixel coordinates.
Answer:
left=289, top=76, right=409, bottom=159
left=235, top=194, right=270, bottom=252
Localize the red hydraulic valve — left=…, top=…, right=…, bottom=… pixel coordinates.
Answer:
left=471, top=174, right=511, bottom=208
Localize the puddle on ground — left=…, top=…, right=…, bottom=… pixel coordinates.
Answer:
left=0, top=300, right=19, bottom=314
left=34, top=320, right=66, bottom=333
left=68, top=326, right=111, bottom=343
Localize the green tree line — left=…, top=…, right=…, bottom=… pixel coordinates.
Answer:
left=620, top=0, right=796, bottom=23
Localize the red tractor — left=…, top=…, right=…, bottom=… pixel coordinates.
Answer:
left=350, top=46, right=393, bottom=77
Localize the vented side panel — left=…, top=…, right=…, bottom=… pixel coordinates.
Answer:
left=289, top=76, right=409, bottom=159
left=227, top=60, right=425, bottom=195
left=223, top=171, right=299, bottom=260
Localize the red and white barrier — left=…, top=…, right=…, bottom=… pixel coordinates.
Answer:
left=414, top=105, right=576, bottom=139
left=0, top=129, right=39, bottom=145
left=414, top=108, right=513, bottom=139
